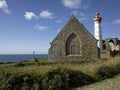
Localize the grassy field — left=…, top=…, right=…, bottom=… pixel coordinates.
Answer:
left=0, top=62, right=16, bottom=67
left=0, top=57, right=120, bottom=90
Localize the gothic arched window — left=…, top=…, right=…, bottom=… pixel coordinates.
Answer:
left=66, top=33, right=80, bottom=55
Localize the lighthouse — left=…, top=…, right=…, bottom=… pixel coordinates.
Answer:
left=94, top=11, right=103, bottom=51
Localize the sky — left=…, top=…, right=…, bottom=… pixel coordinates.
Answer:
left=0, top=0, right=120, bottom=54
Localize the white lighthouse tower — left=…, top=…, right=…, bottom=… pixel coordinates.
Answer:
left=94, top=11, right=103, bottom=51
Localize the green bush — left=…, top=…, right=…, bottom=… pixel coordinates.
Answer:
left=69, top=71, right=95, bottom=87
left=0, top=72, right=12, bottom=89
left=42, top=67, right=70, bottom=90
left=41, top=67, right=96, bottom=89
left=0, top=67, right=96, bottom=90
left=115, top=63, right=120, bottom=71
left=1, top=57, right=120, bottom=89
left=0, top=72, right=43, bottom=90
left=96, top=65, right=119, bottom=79
left=14, top=62, right=25, bottom=67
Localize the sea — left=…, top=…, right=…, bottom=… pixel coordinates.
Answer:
left=0, top=54, right=48, bottom=63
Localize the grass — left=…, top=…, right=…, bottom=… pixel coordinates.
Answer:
left=0, top=58, right=48, bottom=67
left=0, top=57, right=120, bottom=89
left=0, top=62, right=16, bottom=67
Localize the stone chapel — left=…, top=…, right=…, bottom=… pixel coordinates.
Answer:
left=48, top=15, right=99, bottom=62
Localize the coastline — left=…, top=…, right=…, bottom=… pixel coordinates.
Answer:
left=0, top=54, right=48, bottom=63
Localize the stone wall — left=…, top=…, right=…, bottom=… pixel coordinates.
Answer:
left=49, top=15, right=99, bottom=62
left=103, top=38, right=120, bottom=51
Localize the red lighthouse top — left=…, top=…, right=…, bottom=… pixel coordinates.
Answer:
left=94, top=11, right=102, bottom=23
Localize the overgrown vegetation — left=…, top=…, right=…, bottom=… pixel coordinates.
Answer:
left=0, top=57, right=120, bottom=90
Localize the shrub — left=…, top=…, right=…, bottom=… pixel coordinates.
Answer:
left=14, top=62, right=25, bottom=67
left=1, top=57, right=120, bottom=89
left=68, top=70, right=95, bottom=87
left=0, top=72, right=12, bottom=89
left=42, top=67, right=95, bottom=89
left=96, top=65, right=119, bottom=79
left=42, top=67, right=70, bottom=90
left=0, top=72, right=43, bottom=90
left=115, top=63, right=120, bottom=71
left=0, top=62, right=4, bottom=64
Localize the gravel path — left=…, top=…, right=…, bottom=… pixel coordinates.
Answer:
left=75, top=75, right=120, bottom=90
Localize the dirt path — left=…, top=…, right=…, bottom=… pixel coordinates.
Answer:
left=75, top=75, right=120, bottom=90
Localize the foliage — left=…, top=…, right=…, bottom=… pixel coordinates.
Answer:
left=96, top=65, right=119, bottom=79
left=0, top=57, right=120, bottom=90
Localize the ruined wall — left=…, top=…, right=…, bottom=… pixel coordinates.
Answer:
left=103, top=38, right=120, bottom=51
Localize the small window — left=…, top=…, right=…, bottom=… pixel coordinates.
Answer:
left=71, top=45, right=76, bottom=54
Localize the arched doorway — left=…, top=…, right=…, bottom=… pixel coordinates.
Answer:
left=109, top=40, right=115, bottom=51
left=66, top=33, right=80, bottom=55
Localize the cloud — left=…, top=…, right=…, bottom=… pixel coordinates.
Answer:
left=24, top=12, right=38, bottom=20
left=0, top=0, right=11, bottom=14
left=40, top=10, right=54, bottom=19
left=62, top=0, right=82, bottom=9
left=34, top=24, right=48, bottom=30
left=112, top=19, right=120, bottom=24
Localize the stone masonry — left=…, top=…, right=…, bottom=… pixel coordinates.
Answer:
left=48, top=15, right=99, bottom=62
